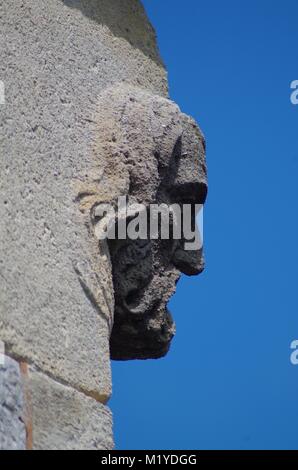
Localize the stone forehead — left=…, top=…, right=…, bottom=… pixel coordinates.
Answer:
left=94, top=84, right=205, bottom=203
left=95, top=84, right=191, bottom=155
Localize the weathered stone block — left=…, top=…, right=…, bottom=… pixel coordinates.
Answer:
left=0, top=356, right=26, bottom=450
left=29, top=367, right=113, bottom=450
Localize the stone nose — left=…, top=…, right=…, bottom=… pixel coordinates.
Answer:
left=172, top=245, right=205, bottom=276
left=169, top=181, right=207, bottom=205
left=169, top=180, right=206, bottom=276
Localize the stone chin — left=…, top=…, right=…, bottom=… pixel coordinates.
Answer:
left=110, top=304, right=176, bottom=361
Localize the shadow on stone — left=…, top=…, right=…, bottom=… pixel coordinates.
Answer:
left=61, top=0, right=164, bottom=66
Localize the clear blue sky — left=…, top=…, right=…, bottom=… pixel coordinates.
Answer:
left=110, top=0, right=298, bottom=449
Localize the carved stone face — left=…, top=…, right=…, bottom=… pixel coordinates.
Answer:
left=101, top=86, right=208, bottom=360
left=80, top=85, right=207, bottom=360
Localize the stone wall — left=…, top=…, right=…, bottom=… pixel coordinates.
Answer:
left=0, top=0, right=207, bottom=450
left=0, top=0, right=167, bottom=450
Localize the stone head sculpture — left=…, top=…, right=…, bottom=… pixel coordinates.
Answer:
left=77, top=84, right=207, bottom=360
